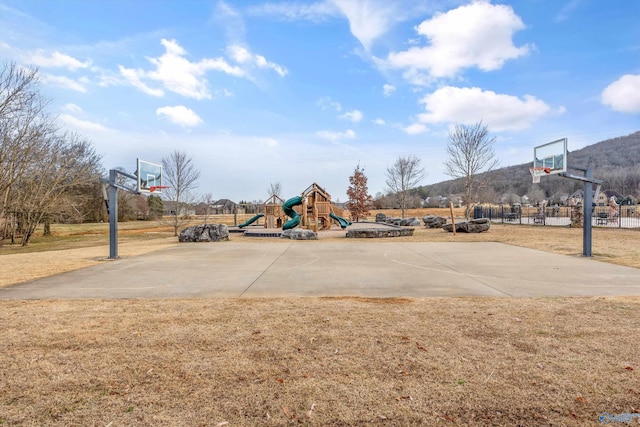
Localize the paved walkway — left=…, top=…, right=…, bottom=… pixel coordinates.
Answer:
left=2, top=241, right=640, bottom=299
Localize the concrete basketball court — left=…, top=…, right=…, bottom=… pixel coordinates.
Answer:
left=2, top=241, right=640, bottom=299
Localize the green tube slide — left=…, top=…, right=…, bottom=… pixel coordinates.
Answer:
left=282, top=195, right=303, bottom=230
left=329, top=212, right=352, bottom=229
left=238, top=213, right=264, bottom=228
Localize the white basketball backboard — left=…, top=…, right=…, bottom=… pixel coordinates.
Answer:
left=533, top=138, right=567, bottom=175
left=137, top=159, right=163, bottom=193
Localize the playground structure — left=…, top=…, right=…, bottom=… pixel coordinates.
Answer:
left=237, top=195, right=288, bottom=229
left=282, top=183, right=351, bottom=231
left=238, top=213, right=264, bottom=228
left=263, top=194, right=286, bottom=228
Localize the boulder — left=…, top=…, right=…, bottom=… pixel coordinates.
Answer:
left=281, top=228, right=318, bottom=240
left=423, top=215, right=447, bottom=229
left=179, top=224, right=229, bottom=242
left=400, top=217, right=421, bottom=226
left=385, top=217, right=403, bottom=226
left=375, top=213, right=387, bottom=223
left=346, top=228, right=414, bottom=238
left=442, top=218, right=491, bottom=233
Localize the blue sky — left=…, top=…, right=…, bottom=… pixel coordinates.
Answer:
left=1, top=0, right=639, bottom=202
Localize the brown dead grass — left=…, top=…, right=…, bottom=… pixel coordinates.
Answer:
left=1, top=297, right=639, bottom=426
left=1, top=211, right=640, bottom=425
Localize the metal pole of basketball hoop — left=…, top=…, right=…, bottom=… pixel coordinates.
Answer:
left=560, top=162, right=603, bottom=257
left=532, top=138, right=603, bottom=258
left=100, top=169, right=140, bottom=259
left=101, top=160, right=163, bottom=260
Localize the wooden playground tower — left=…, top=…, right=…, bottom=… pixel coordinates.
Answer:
left=294, top=183, right=348, bottom=231
left=263, top=194, right=286, bottom=228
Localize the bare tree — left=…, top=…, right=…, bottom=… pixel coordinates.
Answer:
left=444, top=122, right=499, bottom=220
left=162, top=150, right=200, bottom=236
left=200, top=192, right=215, bottom=223
left=12, top=132, right=102, bottom=245
left=0, top=63, right=50, bottom=241
left=267, top=182, right=282, bottom=199
left=1, top=63, right=104, bottom=244
left=385, top=156, right=425, bottom=218
left=346, top=164, right=372, bottom=221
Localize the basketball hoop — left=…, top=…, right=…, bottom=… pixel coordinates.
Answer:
left=149, top=186, right=169, bottom=193
left=529, top=167, right=551, bottom=184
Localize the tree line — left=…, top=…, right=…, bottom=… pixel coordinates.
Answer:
left=0, top=63, right=103, bottom=245
left=0, top=59, right=510, bottom=243
left=0, top=62, right=206, bottom=245
left=4, top=58, right=634, bottom=245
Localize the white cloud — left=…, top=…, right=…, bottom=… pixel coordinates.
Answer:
left=27, top=50, right=91, bottom=70
left=339, top=109, right=363, bottom=122
left=215, top=88, right=234, bottom=97
left=118, top=38, right=287, bottom=99
left=373, top=118, right=386, bottom=125
left=227, top=45, right=288, bottom=77
left=40, top=74, right=88, bottom=92
left=63, top=103, right=83, bottom=113
left=399, top=68, right=435, bottom=87
left=119, top=38, right=245, bottom=99
left=156, top=105, right=203, bottom=127
left=382, top=84, right=395, bottom=96
left=215, top=1, right=247, bottom=43
left=250, top=0, right=435, bottom=51
left=329, top=0, right=398, bottom=51
left=386, top=0, right=531, bottom=80
left=601, top=74, right=640, bottom=114
left=148, top=38, right=245, bottom=98
left=248, top=2, right=339, bottom=23
left=417, top=86, right=559, bottom=131
left=118, top=65, right=165, bottom=97
left=58, top=114, right=109, bottom=132
left=316, top=129, right=356, bottom=141
left=403, top=123, right=428, bottom=135
left=317, top=96, right=342, bottom=112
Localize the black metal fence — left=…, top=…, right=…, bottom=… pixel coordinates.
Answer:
left=474, top=205, right=640, bottom=229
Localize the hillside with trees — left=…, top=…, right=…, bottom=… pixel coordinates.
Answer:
left=418, top=131, right=640, bottom=206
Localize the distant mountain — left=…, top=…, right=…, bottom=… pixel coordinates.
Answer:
left=420, top=131, right=640, bottom=200
left=565, top=131, right=640, bottom=169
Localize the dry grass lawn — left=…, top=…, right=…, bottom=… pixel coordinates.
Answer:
left=1, top=210, right=639, bottom=426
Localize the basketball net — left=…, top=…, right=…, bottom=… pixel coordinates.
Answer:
left=530, top=167, right=551, bottom=184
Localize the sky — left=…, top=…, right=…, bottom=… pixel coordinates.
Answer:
left=1, top=0, right=639, bottom=203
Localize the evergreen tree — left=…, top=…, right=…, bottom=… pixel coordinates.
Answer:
left=148, top=195, right=164, bottom=220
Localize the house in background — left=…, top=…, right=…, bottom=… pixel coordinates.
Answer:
left=447, top=194, right=464, bottom=208
left=595, top=190, right=623, bottom=206
left=193, top=202, right=212, bottom=216
left=163, top=201, right=196, bottom=217
left=211, top=199, right=245, bottom=215
left=500, top=193, right=521, bottom=205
